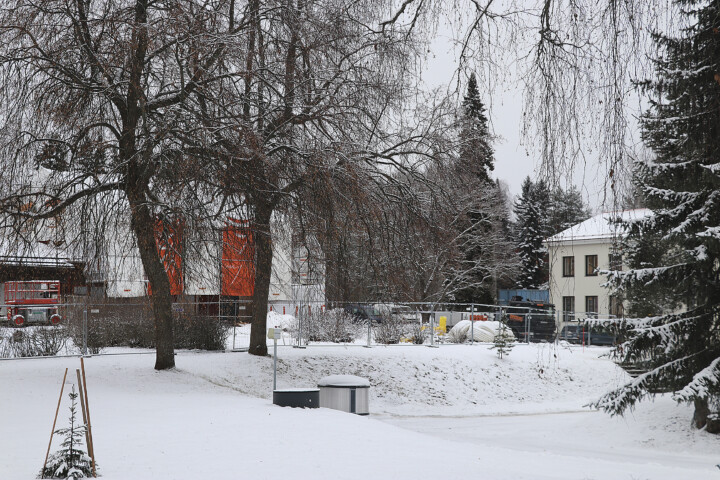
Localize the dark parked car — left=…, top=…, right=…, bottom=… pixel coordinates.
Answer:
left=559, top=325, right=582, bottom=343
left=505, top=300, right=556, bottom=342
left=343, top=304, right=383, bottom=324
left=560, top=325, right=616, bottom=346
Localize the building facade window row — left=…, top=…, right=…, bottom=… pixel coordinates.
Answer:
left=547, top=210, right=650, bottom=325
left=561, top=254, right=599, bottom=276
left=561, top=295, right=599, bottom=319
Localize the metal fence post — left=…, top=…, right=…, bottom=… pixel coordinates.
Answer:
left=232, top=322, right=237, bottom=350
left=429, top=312, right=437, bottom=348
left=368, top=315, right=372, bottom=347
left=294, top=304, right=305, bottom=348
left=525, top=313, right=530, bottom=344
left=470, top=303, right=474, bottom=345
left=273, top=336, right=278, bottom=390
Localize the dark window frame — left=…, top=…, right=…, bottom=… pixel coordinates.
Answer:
left=609, top=251, right=623, bottom=271
left=562, top=296, right=575, bottom=321
left=609, top=295, right=624, bottom=317
left=585, top=255, right=598, bottom=276
left=585, top=296, right=599, bottom=316
left=562, top=256, right=575, bottom=277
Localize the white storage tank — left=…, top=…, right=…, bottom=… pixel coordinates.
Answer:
left=318, top=375, right=370, bottom=415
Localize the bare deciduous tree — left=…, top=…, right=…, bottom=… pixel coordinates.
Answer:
left=196, top=0, right=440, bottom=355
left=0, top=0, right=249, bottom=369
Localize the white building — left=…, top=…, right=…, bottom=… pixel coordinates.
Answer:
left=92, top=217, right=325, bottom=317
left=2, top=213, right=324, bottom=322
left=545, top=209, right=651, bottom=324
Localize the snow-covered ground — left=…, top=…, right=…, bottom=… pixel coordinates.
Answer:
left=1, top=342, right=718, bottom=479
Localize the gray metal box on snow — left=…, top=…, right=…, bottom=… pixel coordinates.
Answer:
left=318, top=375, right=370, bottom=415
left=273, top=388, right=319, bottom=408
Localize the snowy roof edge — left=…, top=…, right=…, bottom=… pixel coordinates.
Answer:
left=545, top=208, right=652, bottom=244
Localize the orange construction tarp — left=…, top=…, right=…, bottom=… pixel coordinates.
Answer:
left=221, top=223, right=255, bottom=297
left=152, top=219, right=184, bottom=296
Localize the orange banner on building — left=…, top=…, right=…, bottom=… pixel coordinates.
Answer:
left=221, top=222, right=255, bottom=297
left=152, top=219, right=184, bottom=296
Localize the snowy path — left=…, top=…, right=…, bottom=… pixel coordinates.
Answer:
left=379, top=406, right=720, bottom=479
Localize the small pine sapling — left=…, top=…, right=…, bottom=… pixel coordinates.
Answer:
left=40, top=386, right=94, bottom=479
left=491, top=313, right=515, bottom=359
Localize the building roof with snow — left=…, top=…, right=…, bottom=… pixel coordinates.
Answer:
left=546, top=208, right=652, bottom=245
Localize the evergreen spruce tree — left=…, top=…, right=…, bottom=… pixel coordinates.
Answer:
left=548, top=186, right=591, bottom=234
left=491, top=311, right=515, bottom=359
left=514, top=177, right=551, bottom=288
left=596, top=0, right=720, bottom=430
left=457, top=73, right=494, bottom=183
left=450, top=73, right=510, bottom=303
left=41, top=386, right=94, bottom=479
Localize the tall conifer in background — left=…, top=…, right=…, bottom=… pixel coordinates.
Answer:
left=597, top=0, right=720, bottom=430
left=514, top=177, right=551, bottom=289
left=450, top=73, right=508, bottom=303
left=548, top=186, right=591, bottom=234
left=457, top=73, right=494, bottom=183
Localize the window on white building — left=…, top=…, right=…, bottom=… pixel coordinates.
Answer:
left=609, top=295, right=624, bottom=317
left=562, top=256, right=574, bottom=277
left=585, top=296, right=598, bottom=317
left=585, top=255, right=598, bottom=276
left=562, top=296, right=575, bottom=321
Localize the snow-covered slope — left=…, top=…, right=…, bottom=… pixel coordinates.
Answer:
left=184, top=342, right=624, bottom=416
left=1, top=344, right=718, bottom=479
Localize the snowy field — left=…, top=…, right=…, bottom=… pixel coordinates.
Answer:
left=1, top=341, right=719, bottom=479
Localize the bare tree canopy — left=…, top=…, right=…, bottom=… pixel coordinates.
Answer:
left=379, top=0, right=679, bottom=201
left=0, top=0, right=252, bottom=369
left=0, top=0, right=446, bottom=360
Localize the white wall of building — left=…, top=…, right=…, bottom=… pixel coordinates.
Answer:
left=184, top=239, right=221, bottom=296
left=548, top=239, right=615, bottom=321
left=94, top=217, right=324, bottom=309
left=268, top=235, right=294, bottom=303
left=545, top=210, right=652, bottom=324
left=103, top=225, right=146, bottom=298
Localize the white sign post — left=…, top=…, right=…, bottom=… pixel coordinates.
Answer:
left=267, top=327, right=280, bottom=390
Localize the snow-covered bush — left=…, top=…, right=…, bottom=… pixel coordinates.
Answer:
left=267, top=311, right=296, bottom=332
left=0, top=332, right=11, bottom=358
left=298, top=309, right=359, bottom=343
left=64, top=302, right=153, bottom=352
left=174, top=314, right=228, bottom=351
left=374, top=314, right=404, bottom=345
left=66, top=305, right=227, bottom=351
left=31, top=326, right=69, bottom=356
left=40, top=386, right=94, bottom=479
left=405, top=321, right=426, bottom=344
left=7, top=327, right=68, bottom=357
left=8, top=329, right=36, bottom=357
left=65, top=308, right=115, bottom=354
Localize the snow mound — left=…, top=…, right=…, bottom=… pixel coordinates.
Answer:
left=267, top=311, right=296, bottom=331
left=448, top=320, right=515, bottom=343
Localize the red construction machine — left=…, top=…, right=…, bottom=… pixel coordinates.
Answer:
left=3, top=280, right=62, bottom=326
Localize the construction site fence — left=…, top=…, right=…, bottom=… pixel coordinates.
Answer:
left=0, top=300, right=621, bottom=359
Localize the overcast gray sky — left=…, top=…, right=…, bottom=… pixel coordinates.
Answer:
left=421, top=33, right=531, bottom=197
left=420, top=27, right=643, bottom=213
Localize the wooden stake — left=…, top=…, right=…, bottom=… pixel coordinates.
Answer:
left=80, top=358, right=97, bottom=477
left=42, top=368, right=68, bottom=479
left=76, top=370, right=94, bottom=469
